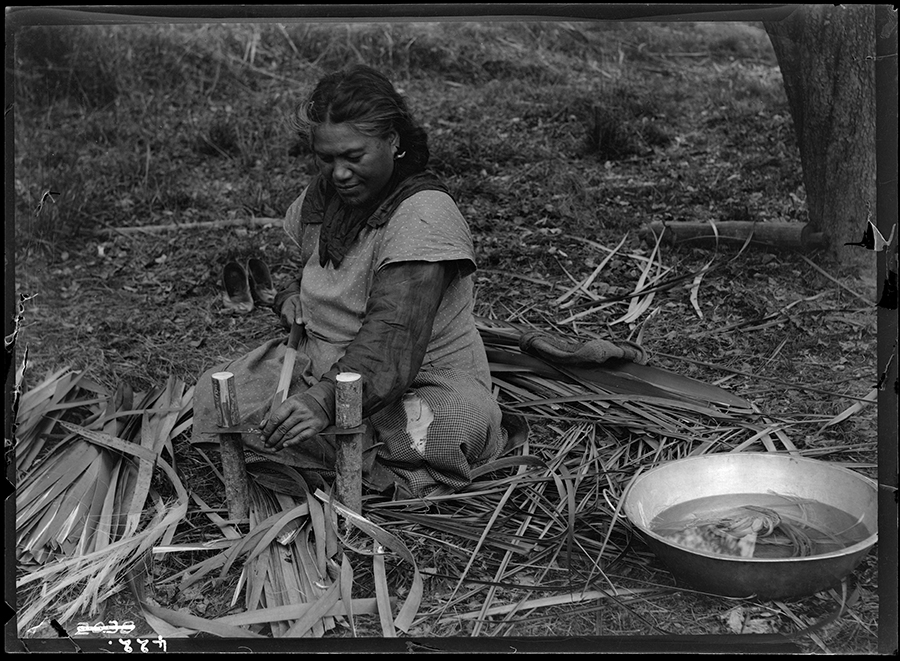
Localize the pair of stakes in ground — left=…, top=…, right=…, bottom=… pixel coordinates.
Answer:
left=222, top=258, right=277, bottom=313
left=210, top=364, right=366, bottom=523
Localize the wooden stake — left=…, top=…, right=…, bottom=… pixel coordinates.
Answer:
left=334, top=372, right=363, bottom=516
left=211, top=371, right=250, bottom=522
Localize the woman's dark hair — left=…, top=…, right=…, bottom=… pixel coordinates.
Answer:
left=292, top=65, right=429, bottom=172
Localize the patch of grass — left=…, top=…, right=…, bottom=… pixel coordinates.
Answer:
left=583, top=103, right=670, bottom=161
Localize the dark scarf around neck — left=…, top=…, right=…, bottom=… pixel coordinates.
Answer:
left=301, top=165, right=450, bottom=268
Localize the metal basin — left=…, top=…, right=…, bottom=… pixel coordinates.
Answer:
left=621, top=453, right=878, bottom=599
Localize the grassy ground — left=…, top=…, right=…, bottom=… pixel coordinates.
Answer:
left=11, top=20, right=881, bottom=652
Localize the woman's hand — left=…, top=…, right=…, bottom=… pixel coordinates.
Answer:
left=277, top=294, right=303, bottom=331
left=262, top=394, right=329, bottom=451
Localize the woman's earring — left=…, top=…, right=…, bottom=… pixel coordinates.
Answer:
left=394, top=150, right=407, bottom=160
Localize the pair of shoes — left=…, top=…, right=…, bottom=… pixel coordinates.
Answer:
left=222, top=258, right=276, bottom=313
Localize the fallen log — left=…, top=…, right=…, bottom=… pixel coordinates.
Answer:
left=96, top=217, right=284, bottom=235
left=639, top=221, right=826, bottom=251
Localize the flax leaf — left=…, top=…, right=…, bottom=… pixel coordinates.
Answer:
left=373, top=545, right=397, bottom=637
left=140, top=601, right=267, bottom=638
left=283, top=581, right=340, bottom=637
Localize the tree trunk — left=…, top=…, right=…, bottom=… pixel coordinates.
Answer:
left=764, top=5, right=876, bottom=269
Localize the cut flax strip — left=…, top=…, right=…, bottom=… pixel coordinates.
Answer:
left=687, top=220, right=728, bottom=319
left=819, top=388, right=878, bottom=431
left=373, top=545, right=397, bottom=637
left=554, top=233, right=630, bottom=308
left=611, top=229, right=666, bottom=326
left=210, top=596, right=380, bottom=627
left=444, top=587, right=659, bottom=623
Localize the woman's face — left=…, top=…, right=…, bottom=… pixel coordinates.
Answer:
left=312, top=122, right=397, bottom=207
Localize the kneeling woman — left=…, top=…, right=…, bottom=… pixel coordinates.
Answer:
left=193, top=65, right=510, bottom=498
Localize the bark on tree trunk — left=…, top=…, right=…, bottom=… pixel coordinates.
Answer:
left=764, top=5, right=876, bottom=269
